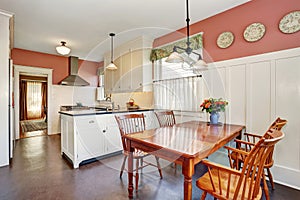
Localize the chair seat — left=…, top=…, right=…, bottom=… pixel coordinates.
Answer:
left=196, top=168, right=262, bottom=200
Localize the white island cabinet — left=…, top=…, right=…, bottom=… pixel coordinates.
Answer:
left=60, top=109, right=157, bottom=168
left=60, top=113, right=122, bottom=168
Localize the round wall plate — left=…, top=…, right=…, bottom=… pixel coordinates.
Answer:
left=243, top=22, right=266, bottom=42
left=279, top=11, right=300, bottom=34
left=217, top=31, right=234, bottom=48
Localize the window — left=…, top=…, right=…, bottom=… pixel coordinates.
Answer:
left=26, top=81, right=42, bottom=119
left=153, top=58, right=205, bottom=111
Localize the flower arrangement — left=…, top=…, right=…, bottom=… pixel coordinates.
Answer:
left=200, top=98, right=228, bottom=114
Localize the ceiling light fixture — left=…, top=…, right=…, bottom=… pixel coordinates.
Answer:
left=166, top=0, right=207, bottom=69
left=106, top=33, right=118, bottom=70
left=56, top=41, right=71, bottom=55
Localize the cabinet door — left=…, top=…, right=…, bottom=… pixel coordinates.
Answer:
left=111, top=56, right=122, bottom=91
left=75, top=117, right=104, bottom=161
left=105, top=69, right=113, bottom=93
left=120, top=52, right=132, bottom=91
left=97, top=115, right=122, bottom=154
left=131, top=50, right=143, bottom=91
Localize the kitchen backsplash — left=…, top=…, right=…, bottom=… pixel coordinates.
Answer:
left=111, top=91, right=153, bottom=109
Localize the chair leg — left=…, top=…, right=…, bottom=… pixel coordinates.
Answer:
left=267, top=168, right=275, bottom=190
left=263, top=172, right=270, bottom=200
left=135, top=158, right=139, bottom=192
left=141, top=157, right=144, bottom=173
left=120, top=155, right=127, bottom=178
left=174, top=163, right=177, bottom=174
left=155, top=156, right=163, bottom=179
left=200, top=191, right=207, bottom=200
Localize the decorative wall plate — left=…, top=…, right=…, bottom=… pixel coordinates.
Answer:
left=217, top=31, right=234, bottom=48
left=279, top=11, right=300, bottom=34
left=243, top=22, right=266, bottom=42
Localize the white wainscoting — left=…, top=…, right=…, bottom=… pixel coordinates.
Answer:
left=202, top=47, right=300, bottom=190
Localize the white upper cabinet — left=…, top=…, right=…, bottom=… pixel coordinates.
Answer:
left=104, top=36, right=153, bottom=93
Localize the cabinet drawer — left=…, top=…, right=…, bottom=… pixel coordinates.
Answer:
left=75, top=117, right=100, bottom=131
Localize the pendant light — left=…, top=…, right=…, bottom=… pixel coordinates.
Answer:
left=56, top=41, right=71, bottom=55
left=106, top=33, right=118, bottom=70
left=166, top=0, right=207, bottom=69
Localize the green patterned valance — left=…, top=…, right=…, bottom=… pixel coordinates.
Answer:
left=150, top=33, right=203, bottom=61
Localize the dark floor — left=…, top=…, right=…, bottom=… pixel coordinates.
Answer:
left=20, top=129, right=47, bottom=138
left=0, top=135, right=299, bottom=200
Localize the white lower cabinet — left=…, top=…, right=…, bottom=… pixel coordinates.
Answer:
left=99, top=115, right=123, bottom=154
left=60, top=111, right=155, bottom=168
left=76, top=116, right=105, bottom=163
left=61, top=114, right=122, bottom=168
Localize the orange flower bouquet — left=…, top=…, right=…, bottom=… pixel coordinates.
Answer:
left=200, top=98, right=228, bottom=114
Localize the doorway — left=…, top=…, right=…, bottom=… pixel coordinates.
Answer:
left=14, top=65, right=52, bottom=140
left=19, top=75, right=48, bottom=138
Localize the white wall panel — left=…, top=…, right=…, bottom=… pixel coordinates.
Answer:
left=226, top=65, right=246, bottom=125
left=246, top=61, right=272, bottom=133
left=209, top=47, right=300, bottom=189
left=275, top=57, right=300, bottom=170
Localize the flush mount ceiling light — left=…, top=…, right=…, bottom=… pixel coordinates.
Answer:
left=56, top=41, right=71, bottom=55
left=106, top=33, right=118, bottom=70
left=166, top=0, right=207, bottom=70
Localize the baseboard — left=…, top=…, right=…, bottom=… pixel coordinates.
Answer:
left=272, top=164, right=300, bottom=190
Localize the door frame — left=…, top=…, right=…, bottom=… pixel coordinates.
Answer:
left=14, top=65, right=53, bottom=139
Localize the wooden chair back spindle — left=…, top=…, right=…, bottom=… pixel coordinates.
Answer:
left=115, top=113, right=145, bottom=152
left=197, top=129, right=285, bottom=200
left=155, top=110, right=176, bottom=127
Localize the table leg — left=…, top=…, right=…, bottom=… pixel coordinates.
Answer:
left=127, top=140, right=134, bottom=199
left=182, top=159, right=194, bottom=200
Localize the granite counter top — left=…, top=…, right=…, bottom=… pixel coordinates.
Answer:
left=59, top=108, right=154, bottom=117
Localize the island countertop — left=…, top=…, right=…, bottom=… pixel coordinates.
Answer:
left=59, top=108, right=154, bottom=117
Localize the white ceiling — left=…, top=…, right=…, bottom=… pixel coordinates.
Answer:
left=0, top=0, right=250, bottom=62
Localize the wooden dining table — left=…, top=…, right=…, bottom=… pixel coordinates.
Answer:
left=123, top=121, right=245, bottom=200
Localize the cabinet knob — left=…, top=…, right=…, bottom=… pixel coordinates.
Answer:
left=103, top=129, right=106, bottom=133
left=89, top=120, right=95, bottom=124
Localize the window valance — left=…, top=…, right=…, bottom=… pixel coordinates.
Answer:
left=150, top=33, right=203, bottom=61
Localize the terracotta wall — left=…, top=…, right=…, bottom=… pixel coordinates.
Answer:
left=153, top=0, right=300, bottom=62
left=11, top=48, right=104, bottom=86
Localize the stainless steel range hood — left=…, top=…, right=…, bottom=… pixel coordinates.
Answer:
left=60, top=56, right=90, bottom=86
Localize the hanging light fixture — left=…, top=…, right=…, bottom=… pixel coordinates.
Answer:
left=56, top=41, right=71, bottom=55
left=166, top=0, right=207, bottom=69
left=106, top=33, right=118, bottom=70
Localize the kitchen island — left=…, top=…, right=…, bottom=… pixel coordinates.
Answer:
left=59, top=108, right=158, bottom=168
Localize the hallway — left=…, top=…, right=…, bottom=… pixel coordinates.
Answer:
left=0, top=135, right=299, bottom=200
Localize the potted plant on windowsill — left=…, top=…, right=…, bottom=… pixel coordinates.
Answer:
left=200, top=98, right=228, bottom=124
